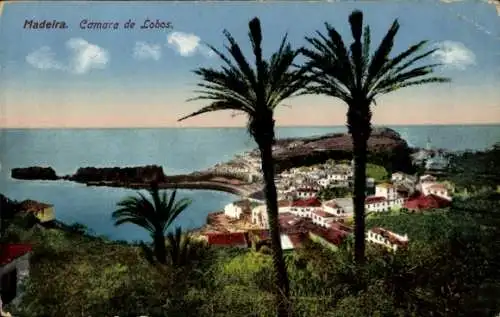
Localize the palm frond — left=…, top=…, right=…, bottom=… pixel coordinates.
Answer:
left=374, top=77, right=451, bottom=95
left=178, top=101, right=249, bottom=122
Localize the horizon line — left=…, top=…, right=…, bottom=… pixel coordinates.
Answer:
left=1, top=123, right=500, bottom=130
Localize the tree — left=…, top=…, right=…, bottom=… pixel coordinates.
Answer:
left=301, top=10, right=450, bottom=263
left=112, top=183, right=191, bottom=264
left=177, top=17, right=308, bottom=316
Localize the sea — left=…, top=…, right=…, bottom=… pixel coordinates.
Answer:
left=1, top=125, right=499, bottom=242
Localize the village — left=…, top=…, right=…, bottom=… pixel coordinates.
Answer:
left=200, top=150, right=453, bottom=253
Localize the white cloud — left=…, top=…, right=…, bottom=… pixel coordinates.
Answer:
left=25, top=38, right=109, bottom=74
left=66, top=38, right=109, bottom=74
left=431, top=41, right=476, bottom=70
left=25, top=46, right=65, bottom=71
left=133, top=41, right=161, bottom=61
left=167, top=31, right=214, bottom=58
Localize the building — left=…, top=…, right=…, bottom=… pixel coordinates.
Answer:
left=375, top=183, right=398, bottom=201
left=311, top=209, right=336, bottom=227
left=19, top=200, right=55, bottom=223
left=366, top=227, right=408, bottom=251
left=404, top=193, right=452, bottom=212
left=224, top=200, right=251, bottom=219
left=333, top=198, right=354, bottom=215
left=365, top=196, right=390, bottom=212
left=289, top=197, right=322, bottom=218
left=203, top=232, right=249, bottom=248
left=421, top=183, right=451, bottom=200
left=0, top=244, right=32, bottom=306
left=419, top=174, right=437, bottom=184
left=309, top=227, right=350, bottom=251
left=296, top=188, right=317, bottom=199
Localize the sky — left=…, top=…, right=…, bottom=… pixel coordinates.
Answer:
left=0, top=0, right=499, bottom=128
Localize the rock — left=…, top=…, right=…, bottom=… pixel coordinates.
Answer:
left=11, top=166, right=58, bottom=180
left=69, top=165, right=166, bottom=184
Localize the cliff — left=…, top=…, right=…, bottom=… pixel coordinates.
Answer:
left=11, top=166, right=58, bottom=180
left=65, top=165, right=166, bottom=184
left=267, top=127, right=414, bottom=173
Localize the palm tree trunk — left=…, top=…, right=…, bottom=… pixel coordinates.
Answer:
left=153, top=232, right=167, bottom=264
left=352, top=136, right=368, bottom=264
left=259, top=142, right=291, bottom=317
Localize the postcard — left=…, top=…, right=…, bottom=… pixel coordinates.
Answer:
left=0, top=1, right=499, bottom=316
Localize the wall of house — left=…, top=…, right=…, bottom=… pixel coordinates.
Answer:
left=224, top=204, right=242, bottom=219
left=0, top=253, right=31, bottom=306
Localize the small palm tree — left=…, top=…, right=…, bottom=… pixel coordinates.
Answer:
left=165, top=226, right=201, bottom=267
left=178, top=17, right=308, bottom=317
left=301, top=10, right=450, bottom=264
left=112, top=183, right=191, bottom=264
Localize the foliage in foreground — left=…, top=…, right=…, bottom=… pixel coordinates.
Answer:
left=4, top=191, right=500, bottom=317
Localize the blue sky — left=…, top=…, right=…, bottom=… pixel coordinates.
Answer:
left=0, top=1, right=499, bottom=127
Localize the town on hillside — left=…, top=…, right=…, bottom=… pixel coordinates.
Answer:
left=198, top=156, right=453, bottom=253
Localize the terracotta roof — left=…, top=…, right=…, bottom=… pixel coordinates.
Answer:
left=365, top=196, right=387, bottom=204
left=404, top=194, right=451, bottom=210
left=20, top=199, right=52, bottom=212
left=287, top=232, right=308, bottom=248
left=0, top=244, right=32, bottom=266
left=313, top=209, right=336, bottom=218
left=311, top=228, right=349, bottom=246
left=205, top=232, right=248, bottom=246
left=292, top=198, right=322, bottom=207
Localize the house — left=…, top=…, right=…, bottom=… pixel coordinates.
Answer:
left=19, top=200, right=55, bottom=223
left=425, top=154, right=449, bottom=171
left=322, top=200, right=351, bottom=217
left=224, top=200, right=251, bottom=219
left=204, top=232, right=249, bottom=248
left=280, top=233, right=307, bottom=251
left=365, top=196, right=390, bottom=212
left=375, top=183, right=398, bottom=200
left=0, top=244, right=32, bottom=307
left=366, top=227, right=408, bottom=251
left=311, top=209, right=336, bottom=227
left=296, top=188, right=317, bottom=199
left=251, top=201, right=295, bottom=228
left=421, top=183, right=451, bottom=200
left=391, top=172, right=406, bottom=182
left=404, top=193, right=452, bottom=212
left=289, top=197, right=322, bottom=218
left=333, top=198, right=354, bottom=215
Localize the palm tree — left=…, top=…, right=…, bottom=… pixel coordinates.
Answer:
left=301, top=10, right=450, bottom=264
left=112, top=183, right=192, bottom=264
left=177, top=17, right=308, bottom=316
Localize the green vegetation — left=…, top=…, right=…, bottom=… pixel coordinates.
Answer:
left=317, top=186, right=351, bottom=201
left=176, top=17, right=309, bottom=316
left=301, top=10, right=449, bottom=264
left=366, top=163, right=389, bottom=181
left=2, top=187, right=500, bottom=317
left=112, top=183, right=192, bottom=265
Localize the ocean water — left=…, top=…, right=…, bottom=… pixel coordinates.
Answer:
left=1, top=125, right=499, bottom=241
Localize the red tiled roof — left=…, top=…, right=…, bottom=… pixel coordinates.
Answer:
left=312, top=228, right=349, bottom=246
left=324, top=201, right=339, bottom=208
left=365, top=196, right=387, bottom=204
left=287, top=232, right=308, bottom=248
left=278, top=200, right=292, bottom=207
left=404, top=194, right=451, bottom=210
left=292, top=197, right=322, bottom=207
left=428, top=183, right=448, bottom=191
left=205, top=232, right=248, bottom=246
left=0, top=244, right=32, bottom=266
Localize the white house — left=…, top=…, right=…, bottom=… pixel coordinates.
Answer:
left=333, top=198, right=354, bottom=215
left=311, top=209, right=336, bottom=227
left=224, top=200, right=251, bottom=219
left=375, top=183, right=398, bottom=200
left=322, top=200, right=351, bottom=217
left=251, top=201, right=294, bottom=228
left=296, top=188, right=317, bottom=199
left=365, top=196, right=390, bottom=212
left=0, top=244, right=32, bottom=308
left=391, top=172, right=406, bottom=182
left=289, top=198, right=322, bottom=218
left=366, top=227, right=409, bottom=251
left=422, top=183, right=451, bottom=200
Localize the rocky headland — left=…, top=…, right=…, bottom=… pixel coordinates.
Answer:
left=10, top=127, right=415, bottom=195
